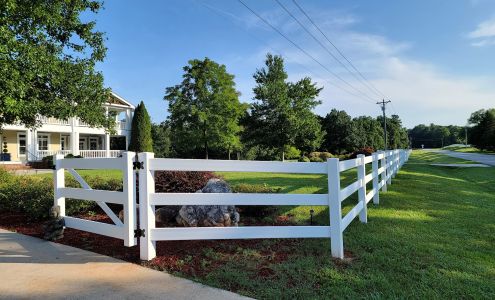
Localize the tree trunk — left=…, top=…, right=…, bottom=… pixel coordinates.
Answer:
left=228, top=148, right=231, bottom=160
left=282, top=149, right=285, bottom=162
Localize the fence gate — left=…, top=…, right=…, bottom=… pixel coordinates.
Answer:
left=53, top=152, right=137, bottom=246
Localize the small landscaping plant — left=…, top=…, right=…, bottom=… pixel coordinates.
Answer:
left=154, top=171, right=217, bottom=193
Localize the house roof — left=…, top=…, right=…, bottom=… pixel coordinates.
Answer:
left=107, top=92, right=135, bottom=109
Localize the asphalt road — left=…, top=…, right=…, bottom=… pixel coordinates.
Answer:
left=434, top=150, right=495, bottom=166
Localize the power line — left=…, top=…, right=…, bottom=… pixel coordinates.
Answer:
left=292, top=0, right=387, bottom=99
left=275, top=0, right=383, bottom=99
left=237, top=0, right=376, bottom=103
left=195, top=0, right=371, bottom=104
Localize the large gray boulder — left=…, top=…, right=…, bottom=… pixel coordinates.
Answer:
left=176, top=179, right=240, bottom=227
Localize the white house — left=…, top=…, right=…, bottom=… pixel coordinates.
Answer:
left=0, top=92, right=134, bottom=163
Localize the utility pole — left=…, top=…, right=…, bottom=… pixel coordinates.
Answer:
left=465, top=125, right=468, bottom=146
left=377, top=99, right=391, bottom=150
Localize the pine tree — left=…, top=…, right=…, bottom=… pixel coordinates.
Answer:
left=128, top=101, right=153, bottom=152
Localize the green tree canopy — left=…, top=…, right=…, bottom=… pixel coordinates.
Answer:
left=128, top=101, right=153, bottom=152
left=164, top=58, right=246, bottom=159
left=0, top=0, right=114, bottom=129
left=151, top=121, right=172, bottom=158
left=468, top=108, right=495, bottom=150
left=247, top=54, right=323, bottom=160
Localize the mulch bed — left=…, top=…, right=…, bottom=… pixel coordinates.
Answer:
left=0, top=211, right=303, bottom=279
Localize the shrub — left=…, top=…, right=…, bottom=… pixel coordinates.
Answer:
left=350, top=147, right=375, bottom=159
left=154, top=171, right=217, bottom=193
left=0, top=172, right=123, bottom=220
left=309, top=152, right=334, bottom=161
left=298, top=156, right=310, bottom=162
left=232, top=183, right=281, bottom=218
left=284, top=146, right=301, bottom=160
left=309, top=156, right=324, bottom=162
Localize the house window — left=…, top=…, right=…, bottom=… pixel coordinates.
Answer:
left=79, top=137, right=87, bottom=150
left=18, top=134, right=26, bottom=155
left=37, top=134, right=49, bottom=151
left=89, top=137, right=99, bottom=150
left=60, top=135, right=70, bottom=150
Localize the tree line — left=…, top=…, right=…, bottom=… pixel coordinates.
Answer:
left=408, top=124, right=466, bottom=148
left=150, top=54, right=409, bottom=160
left=408, top=109, right=495, bottom=150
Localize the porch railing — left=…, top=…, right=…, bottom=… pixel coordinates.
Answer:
left=80, top=150, right=123, bottom=158
left=36, top=150, right=123, bottom=160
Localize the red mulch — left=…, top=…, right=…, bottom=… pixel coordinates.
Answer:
left=0, top=211, right=304, bottom=279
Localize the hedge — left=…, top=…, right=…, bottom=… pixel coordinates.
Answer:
left=0, top=168, right=123, bottom=220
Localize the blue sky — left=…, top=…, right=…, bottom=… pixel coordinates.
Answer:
left=93, top=0, right=495, bottom=128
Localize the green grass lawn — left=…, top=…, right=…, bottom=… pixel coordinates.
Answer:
left=194, top=151, right=495, bottom=298
left=444, top=145, right=495, bottom=155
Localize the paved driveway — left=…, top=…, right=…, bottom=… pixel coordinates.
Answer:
left=0, top=229, right=250, bottom=300
left=434, top=150, right=495, bottom=166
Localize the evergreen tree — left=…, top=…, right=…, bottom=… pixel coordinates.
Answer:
left=128, top=101, right=153, bottom=152
left=248, top=54, right=323, bottom=160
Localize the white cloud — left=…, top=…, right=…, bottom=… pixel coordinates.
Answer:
left=467, top=16, right=495, bottom=47
left=227, top=5, right=495, bottom=127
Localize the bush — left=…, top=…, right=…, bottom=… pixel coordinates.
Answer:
left=0, top=172, right=123, bottom=220
left=284, top=146, right=301, bottom=160
left=232, top=183, right=281, bottom=218
left=298, top=156, right=310, bottom=162
left=308, top=152, right=334, bottom=162
left=154, top=171, right=217, bottom=193
left=350, top=147, right=375, bottom=159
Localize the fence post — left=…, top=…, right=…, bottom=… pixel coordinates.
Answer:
left=386, top=151, right=392, bottom=185
left=372, top=152, right=380, bottom=204
left=328, top=158, right=344, bottom=259
left=380, top=151, right=387, bottom=192
left=53, top=154, right=65, bottom=216
left=123, top=152, right=137, bottom=247
left=138, top=152, right=156, bottom=260
left=392, top=150, right=397, bottom=178
left=357, top=154, right=367, bottom=223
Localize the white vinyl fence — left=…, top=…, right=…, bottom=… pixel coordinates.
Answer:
left=53, top=149, right=411, bottom=261
left=53, top=153, right=137, bottom=246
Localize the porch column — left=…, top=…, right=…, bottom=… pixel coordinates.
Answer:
left=71, top=131, right=79, bottom=156
left=26, top=129, right=33, bottom=161
left=31, top=129, right=38, bottom=160
left=125, top=109, right=132, bottom=130
left=105, top=133, right=110, bottom=157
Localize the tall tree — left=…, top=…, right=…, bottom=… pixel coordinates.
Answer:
left=248, top=54, right=322, bottom=160
left=0, top=0, right=114, bottom=129
left=165, top=58, right=246, bottom=159
left=151, top=121, right=172, bottom=158
left=128, top=101, right=153, bottom=152
left=468, top=108, right=495, bottom=150
left=321, top=109, right=355, bottom=154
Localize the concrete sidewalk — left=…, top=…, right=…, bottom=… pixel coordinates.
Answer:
left=0, top=229, right=250, bottom=300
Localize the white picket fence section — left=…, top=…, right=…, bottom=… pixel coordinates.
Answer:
left=53, top=149, right=411, bottom=260
left=53, top=153, right=137, bottom=246
left=137, top=149, right=411, bottom=260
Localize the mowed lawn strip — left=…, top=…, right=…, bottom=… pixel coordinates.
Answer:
left=205, top=151, right=495, bottom=298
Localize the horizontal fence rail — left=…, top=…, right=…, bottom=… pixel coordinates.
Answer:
left=53, top=149, right=411, bottom=261
left=53, top=153, right=137, bottom=247
left=137, top=149, right=411, bottom=261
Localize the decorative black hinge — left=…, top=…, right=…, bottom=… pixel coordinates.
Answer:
left=134, top=228, right=145, bottom=238
left=133, top=161, right=144, bottom=170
